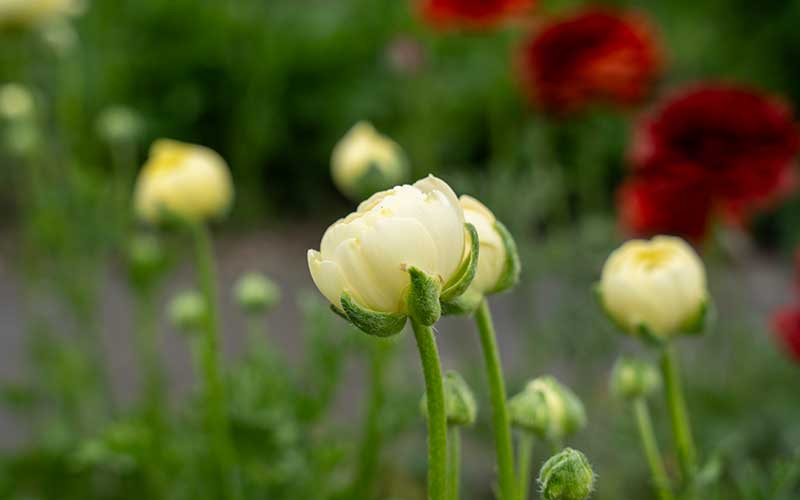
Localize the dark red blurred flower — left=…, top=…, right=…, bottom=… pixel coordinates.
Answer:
left=771, top=304, right=800, bottom=362
left=518, top=9, right=661, bottom=113
left=620, top=84, right=800, bottom=241
left=421, top=0, right=534, bottom=28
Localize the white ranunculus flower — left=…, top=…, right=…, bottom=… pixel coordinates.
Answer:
left=460, top=195, right=506, bottom=294
left=0, top=0, right=82, bottom=28
left=599, top=236, right=708, bottom=338
left=308, top=175, right=466, bottom=314
left=133, top=139, right=234, bottom=224
left=331, top=121, right=408, bottom=201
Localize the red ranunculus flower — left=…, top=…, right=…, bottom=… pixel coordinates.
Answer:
left=421, top=0, right=534, bottom=28
left=619, top=84, right=800, bottom=241
left=518, top=9, right=661, bottom=113
left=771, top=304, right=800, bottom=362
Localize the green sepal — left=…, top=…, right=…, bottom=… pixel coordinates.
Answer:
left=680, top=298, right=712, bottom=336
left=440, top=223, right=479, bottom=302
left=488, top=220, right=521, bottom=294
left=329, top=304, right=349, bottom=321
left=406, top=267, right=441, bottom=326
left=441, top=288, right=483, bottom=316
left=636, top=323, right=666, bottom=347
left=340, top=292, right=406, bottom=337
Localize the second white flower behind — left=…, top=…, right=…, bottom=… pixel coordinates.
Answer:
left=308, top=175, right=466, bottom=314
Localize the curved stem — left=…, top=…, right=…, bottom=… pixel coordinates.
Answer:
left=516, top=432, right=534, bottom=500
left=351, top=341, right=390, bottom=498
left=474, top=300, right=517, bottom=500
left=661, top=344, right=697, bottom=487
left=411, top=319, right=448, bottom=500
left=633, top=398, right=675, bottom=500
left=447, top=426, right=461, bottom=500
left=191, top=223, right=242, bottom=500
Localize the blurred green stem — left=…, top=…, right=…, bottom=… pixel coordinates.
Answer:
left=191, top=223, right=242, bottom=500
left=411, top=319, right=448, bottom=500
left=516, top=432, right=534, bottom=500
left=474, top=300, right=517, bottom=500
left=447, top=426, right=461, bottom=500
left=661, top=344, right=697, bottom=489
left=633, top=398, right=675, bottom=500
left=351, top=341, right=391, bottom=498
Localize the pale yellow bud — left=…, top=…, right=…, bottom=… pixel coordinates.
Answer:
left=0, top=0, right=83, bottom=28
left=0, top=83, right=34, bottom=121
left=331, top=121, right=408, bottom=201
left=460, top=195, right=506, bottom=294
left=133, top=139, right=234, bottom=224
left=599, top=236, right=708, bottom=339
left=308, top=175, right=467, bottom=314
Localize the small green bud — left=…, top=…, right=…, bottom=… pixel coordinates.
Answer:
left=127, top=234, right=166, bottom=291
left=96, top=105, right=143, bottom=144
left=233, top=272, right=281, bottom=314
left=609, top=357, right=661, bottom=401
left=508, top=376, right=586, bottom=441
left=421, top=370, right=477, bottom=426
left=538, top=448, right=595, bottom=500
left=169, top=290, right=206, bottom=332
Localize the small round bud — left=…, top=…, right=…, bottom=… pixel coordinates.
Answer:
left=169, top=290, right=206, bottom=332
left=331, top=121, right=409, bottom=201
left=609, top=357, right=661, bottom=401
left=538, top=448, right=595, bottom=500
left=598, top=236, right=709, bottom=340
left=233, top=272, right=281, bottom=314
left=0, top=84, right=34, bottom=121
left=421, top=370, right=477, bottom=426
left=127, top=234, right=166, bottom=291
left=96, top=106, right=143, bottom=144
left=508, top=376, right=586, bottom=441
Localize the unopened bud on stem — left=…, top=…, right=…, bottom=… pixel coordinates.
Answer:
left=538, top=447, right=595, bottom=500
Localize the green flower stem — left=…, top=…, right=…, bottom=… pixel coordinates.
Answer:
left=411, top=319, right=448, bottom=500
left=134, top=288, right=168, bottom=497
left=516, top=432, right=534, bottom=500
left=474, top=300, right=517, bottom=500
left=350, top=341, right=390, bottom=499
left=447, top=426, right=461, bottom=500
left=191, top=223, right=242, bottom=500
left=633, top=398, right=675, bottom=500
left=660, top=344, right=697, bottom=487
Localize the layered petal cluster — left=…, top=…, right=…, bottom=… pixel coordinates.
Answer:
left=421, top=0, right=534, bottom=29
left=599, top=236, right=708, bottom=338
left=620, top=85, right=800, bottom=241
left=331, top=121, right=408, bottom=202
left=134, top=139, right=234, bottom=224
left=518, top=9, right=661, bottom=113
left=308, top=175, right=466, bottom=314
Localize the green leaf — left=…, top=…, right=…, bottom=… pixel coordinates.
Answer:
left=680, top=299, right=713, bottom=336
left=440, top=223, right=479, bottom=302
left=441, top=288, right=483, bottom=316
left=340, top=293, right=406, bottom=337
left=406, top=267, right=442, bottom=326
left=489, top=220, right=520, bottom=294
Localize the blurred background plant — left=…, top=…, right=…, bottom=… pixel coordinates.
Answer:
left=1, top=0, right=800, bottom=499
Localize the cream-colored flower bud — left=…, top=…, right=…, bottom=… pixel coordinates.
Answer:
left=459, top=195, right=520, bottom=295
left=0, top=83, right=34, bottom=121
left=133, top=139, right=234, bottom=224
left=169, top=290, right=206, bottom=332
left=308, top=175, right=466, bottom=315
left=331, top=121, right=408, bottom=201
left=0, top=0, right=83, bottom=28
left=598, top=236, right=708, bottom=339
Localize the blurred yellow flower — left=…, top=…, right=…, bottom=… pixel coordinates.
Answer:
left=0, top=0, right=82, bottom=28
left=598, top=236, right=708, bottom=338
left=133, top=139, right=233, bottom=224
left=308, top=175, right=466, bottom=314
left=331, top=121, right=408, bottom=201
